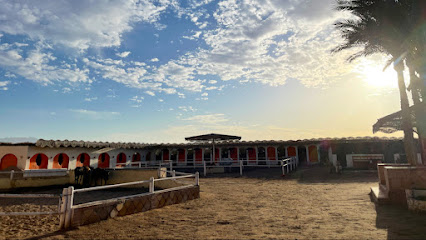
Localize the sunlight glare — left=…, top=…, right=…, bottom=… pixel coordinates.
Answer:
left=356, top=60, right=398, bottom=89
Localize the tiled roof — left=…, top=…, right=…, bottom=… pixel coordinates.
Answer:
left=30, top=136, right=403, bottom=149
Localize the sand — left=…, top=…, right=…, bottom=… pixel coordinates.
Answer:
left=1, top=167, right=426, bottom=239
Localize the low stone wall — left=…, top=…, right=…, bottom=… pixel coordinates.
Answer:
left=406, top=189, right=426, bottom=213
left=384, top=166, right=426, bottom=205
left=71, top=185, right=200, bottom=227
left=377, top=163, right=410, bottom=185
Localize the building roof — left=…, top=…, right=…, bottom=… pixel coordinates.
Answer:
left=185, top=133, right=241, bottom=141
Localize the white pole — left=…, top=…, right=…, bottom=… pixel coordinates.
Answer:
left=64, top=186, right=74, bottom=229
left=149, top=177, right=154, bottom=193
left=59, top=187, right=68, bottom=229
left=281, top=161, right=285, bottom=176
left=195, top=172, right=199, bottom=186
left=10, top=170, right=14, bottom=181
left=212, top=139, right=215, bottom=164
left=169, top=161, right=173, bottom=172
left=172, top=170, right=176, bottom=177
left=203, top=161, right=207, bottom=177
left=239, top=160, right=243, bottom=176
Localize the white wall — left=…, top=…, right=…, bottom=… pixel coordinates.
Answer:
left=0, top=146, right=29, bottom=170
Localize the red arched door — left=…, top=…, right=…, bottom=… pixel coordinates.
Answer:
left=308, top=145, right=319, bottom=162
left=0, top=154, right=18, bottom=170
left=162, top=149, right=170, bottom=161
left=29, top=153, right=48, bottom=169
left=132, top=153, right=141, bottom=166
left=248, top=148, right=256, bottom=164
left=178, top=149, right=186, bottom=163
left=98, top=153, right=110, bottom=169
left=287, top=146, right=297, bottom=157
left=116, top=153, right=126, bottom=167
left=267, top=147, right=276, bottom=160
left=53, top=153, right=69, bottom=169
left=77, top=153, right=90, bottom=167
left=230, top=148, right=238, bottom=162
left=195, top=148, right=203, bottom=164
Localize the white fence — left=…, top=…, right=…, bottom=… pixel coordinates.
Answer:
left=59, top=172, right=199, bottom=229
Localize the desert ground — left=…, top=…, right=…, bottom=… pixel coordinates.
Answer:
left=1, top=167, right=426, bottom=239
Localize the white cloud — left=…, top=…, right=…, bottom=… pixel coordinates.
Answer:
left=116, top=51, right=131, bottom=58
left=182, top=113, right=228, bottom=124
left=0, top=0, right=171, bottom=50
left=178, top=106, right=196, bottom=112
left=201, top=92, right=208, bottom=97
left=84, top=97, right=98, bottom=102
left=69, top=109, right=120, bottom=120
left=150, top=58, right=159, bottom=62
left=145, top=90, right=155, bottom=96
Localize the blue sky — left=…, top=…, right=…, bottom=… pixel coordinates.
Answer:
left=0, top=0, right=404, bottom=143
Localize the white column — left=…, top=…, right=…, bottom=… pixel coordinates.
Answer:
left=306, top=145, right=310, bottom=164
left=255, top=146, right=258, bottom=164
left=265, top=147, right=268, bottom=161
left=328, top=146, right=333, bottom=163
left=237, top=147, right=240, bottom=161
left=48, top=156, right=54, bottom=169
left=201, top=148, right=204, bottom=164
left=275, top=146, right=278, bottom=160
left=317, top=145, right=321, bottom=163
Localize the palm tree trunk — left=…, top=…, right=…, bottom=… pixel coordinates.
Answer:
left=395, top=62, right=418, bottom=165
left=408, top=63, right=425, bottom=165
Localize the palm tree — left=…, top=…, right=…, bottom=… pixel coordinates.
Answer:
left=333, top=0, right=419, bottom=165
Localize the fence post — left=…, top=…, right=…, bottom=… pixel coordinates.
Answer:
left=59, top=188, right=68, bottom=229
left=64, top=186, right=74, bottom=229
left=239, top=160, right=243, bottom=176
left=203, top=161, right=207, bottom=177
left=195, top=172, right=199, bottom=186
left=169, top=161, right=173, bottom=172
left=9, top=170, right=14, bottom=181
left=172, top=170, right=176, bottom=177
left=149, top=177, right=154, bottom=193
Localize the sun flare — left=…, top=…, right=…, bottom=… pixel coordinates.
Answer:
left=357, top=60, right=398, bottom=89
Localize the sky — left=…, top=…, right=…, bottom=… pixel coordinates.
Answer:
left=0, top=0, right=406, bottom=143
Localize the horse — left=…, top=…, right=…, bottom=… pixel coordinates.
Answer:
left=74, top=167, right=84, bottom=185
left=92, top=168, right=110, bottom=186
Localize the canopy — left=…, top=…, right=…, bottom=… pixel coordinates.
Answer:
left=185, top=133, right=241, bottom=141
left=373, top=102, right=425, bottom=134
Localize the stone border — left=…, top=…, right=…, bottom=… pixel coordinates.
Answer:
left=71, top=185, right=199, bottom=227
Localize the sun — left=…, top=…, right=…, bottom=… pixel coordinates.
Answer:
left=356, top=60, right=398, bottom=89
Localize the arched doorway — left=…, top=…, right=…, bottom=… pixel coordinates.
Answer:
left=131, top=152, right=141, bottom=167
left=287, top=146, right=297, bottom=157
left=203, top=148, right=211, bottom=163
left=0, top=154, right=18, bottom=170
left=116, top=152, right=126, bottom=167
left=258, top=147, right=266, bottom=164
left=186, top=149, right=194, bottom=166
left=162, top=149, right=170, bottom=161
left=194, top=148, right=203, bottom=164
left=247, top=148, right=256, bottom=164
left=98, top=153, right=110, bottom=169
left=229, top=147, right=238, bottom=163
left=178, top=149, right=186, bottom=164
left=214, top=148, right=220, bottom=163
left=145, top=152, right=151, bottom=162
left=267, top=147, right=276, bottom=161
left=308, top=145, right=319, bottom=163
left=30, top=153, right=49, bottom=169
left=277, top=146, right=286, bottom=159
left=77, top=153, right=90, bottom=167
left=53, top=153, right=69, bottom=169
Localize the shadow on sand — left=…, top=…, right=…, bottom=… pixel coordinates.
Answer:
left=374, top=203, right=426, bottom=239
left=201, top=165, right=379, bottom=184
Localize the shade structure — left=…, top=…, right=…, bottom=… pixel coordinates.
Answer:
left=373, top=102, right=425, bottom=134
left=185, top=133, right=241, bottom=164
left=185, top=133, right=241, bottom=141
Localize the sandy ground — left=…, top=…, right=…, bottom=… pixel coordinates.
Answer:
left=1, top=167, right=426, bottom=239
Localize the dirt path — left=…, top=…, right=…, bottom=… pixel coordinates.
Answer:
left=2, top=167, right=426, bottom=239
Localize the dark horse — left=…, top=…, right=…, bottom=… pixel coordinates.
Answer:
left=91, top=168, right=110, bottom=186
left=74, top=166, right=93, bottom=187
